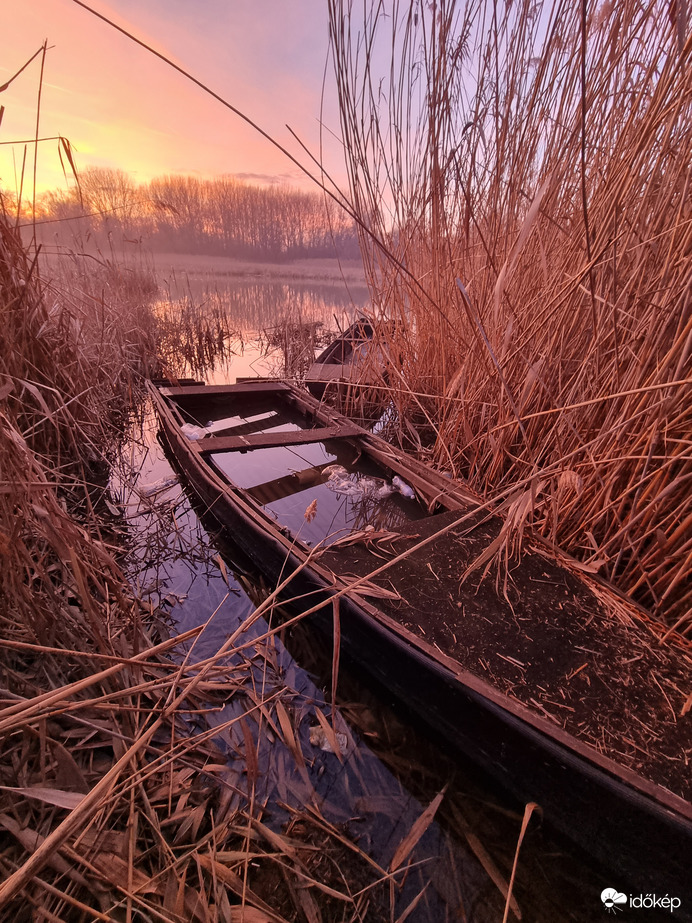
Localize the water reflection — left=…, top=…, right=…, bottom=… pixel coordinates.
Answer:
left=152, top=260, right=370, bottom=383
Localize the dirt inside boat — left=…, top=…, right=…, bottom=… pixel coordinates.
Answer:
left=320, top=510, right=692, bottom=803
left=158, top=381, right=692, bottom=806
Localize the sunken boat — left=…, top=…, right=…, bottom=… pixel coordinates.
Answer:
left=306, top=318, right=382, bottom=398
left=148, top=377, right=692, bottom=908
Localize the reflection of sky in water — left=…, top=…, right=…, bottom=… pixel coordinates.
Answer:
left=161, top=277, right=371, bottom=333
left=109, top=409, right=509, bottom=921
left=154, top=265, right=371, bottom=383
left=213, top=442, right=338, bottom=488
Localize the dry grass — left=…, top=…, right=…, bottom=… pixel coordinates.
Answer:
left=263, top=320, right=329, bottom=379
left=327, top=0, right=692, bottom=627
left=155, top=287, right=240, bottom=380
left=1, top=225, right=158, bottom=466
left=0, top=212, right=471, bottom=921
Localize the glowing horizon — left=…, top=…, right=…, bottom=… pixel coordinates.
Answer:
left=0, top=0, right=345, bottom=198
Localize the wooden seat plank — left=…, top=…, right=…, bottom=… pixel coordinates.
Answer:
left=196, top=423, right=362, bottom=453
left=161, top=381, right=290, bottom=399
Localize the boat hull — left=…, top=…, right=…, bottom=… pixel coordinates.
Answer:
left=149, top=378, right=692, bottom=912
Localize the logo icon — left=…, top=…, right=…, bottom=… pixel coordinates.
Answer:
left=601, top=888, right=628, bottom=913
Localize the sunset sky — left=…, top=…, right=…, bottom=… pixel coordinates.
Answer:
left=0, top=0, right=342, bottom=197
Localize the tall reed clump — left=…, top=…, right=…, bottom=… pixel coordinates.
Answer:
left=328, top=0, right=692, bottom=628
left=0, top=203, right=160, bottom=633
left=155, top=288, right=239, bottom=379
left=1, top=219, right=158, bottom=468
left=0, top=211, right=159, bottom=913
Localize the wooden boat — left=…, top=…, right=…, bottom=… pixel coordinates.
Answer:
left=306, top=318, right=383, bottom=398
left=148, top=377, right=692, bottom=909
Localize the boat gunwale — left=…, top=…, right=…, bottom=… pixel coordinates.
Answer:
left=147, top=378, right=692, bottom=831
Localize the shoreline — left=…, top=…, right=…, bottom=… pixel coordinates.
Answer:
left=149, top=251, right=368, bottom=286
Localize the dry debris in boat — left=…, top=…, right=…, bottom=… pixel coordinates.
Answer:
left=322, top=510, right=692, bottom=802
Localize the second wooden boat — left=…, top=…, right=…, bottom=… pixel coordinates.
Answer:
left=306, top=318, right=384, bottom=398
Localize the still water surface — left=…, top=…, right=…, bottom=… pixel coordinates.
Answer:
left=117, top=261, right=606, bottom=921
left=153, top=255, right=370, bottom=382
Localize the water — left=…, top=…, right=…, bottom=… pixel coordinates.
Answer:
left=152, top=254, right=371, bottom=382
left=114, top=260, right=608, bottom=921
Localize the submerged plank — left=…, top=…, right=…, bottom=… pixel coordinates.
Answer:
left=246, top=465, right=331, bottom=506
left=196, top=423, right=363, bottom=453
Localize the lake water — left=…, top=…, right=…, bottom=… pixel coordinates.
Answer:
left=151, top=254, right=371, bottom=382
left=115, top=257, right=605, bottom=922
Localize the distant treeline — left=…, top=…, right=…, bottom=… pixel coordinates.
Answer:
left=30, top=168, right=360, bottom=260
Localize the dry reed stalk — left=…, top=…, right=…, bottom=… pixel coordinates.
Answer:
left=0, top=447, right=408, bottom=919
left=156, top=286, right=239, bottom=380
left=1, top=212, right=428, bottom=920
left=0, top=215, right=158, bottom=464
left=328, top=0, right=692, bottom=626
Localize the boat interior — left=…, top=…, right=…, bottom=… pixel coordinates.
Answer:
left=162, top=382, right=430, bottom=547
